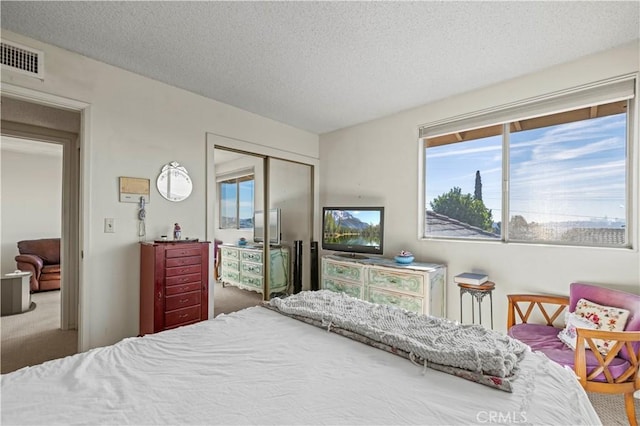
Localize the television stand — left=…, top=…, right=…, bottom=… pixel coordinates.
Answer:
left=335, top=253, right=369, bottom=260
left=322, top=254, right=446, bottom=317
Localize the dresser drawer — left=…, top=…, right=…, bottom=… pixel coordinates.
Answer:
left=221, top=258, right=239, bottom=271
left=241, top=274, right=263, bottom=289
left=165, top=247, right=202, bottom=258
left=323, top=260, right=364, bottom=283
left=165, top=290, right=201, bottom=311
left=367, top=287, right=423, bottom=314
left=164, top=305, right=201, bottom=328
left=222, top=270, right=240, bottom=282
left=165, top=273, right=201, bottom=286
left=241, top=250, right=263, bottom=263
left=165, top=255, right=201, bottom=268
left=165, top=281, right=201, bottom=296
left=221, top=247, right=239, bottom=259
left=367, top=268, right=424, bottom=295
left=323, top=278, right=363, bottom=299
left=165, top=264, right=201, bottom=277
left=241, top=261, right=262, bottom=276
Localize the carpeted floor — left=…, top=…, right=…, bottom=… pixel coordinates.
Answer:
left=213, top=280, right=263, bottom=317
left=588, top=391, right=639, bottom=425
left=1, top=287, right=637, bottom=424
left=0, top=290, right=77, bottom=374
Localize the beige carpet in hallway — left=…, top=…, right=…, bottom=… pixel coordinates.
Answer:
left=1, top=290, right=77, bottom=374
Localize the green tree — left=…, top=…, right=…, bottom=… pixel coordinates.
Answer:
left=474, top=170, right=483, bottom=201
left=430, top=186, right=493, bottom=231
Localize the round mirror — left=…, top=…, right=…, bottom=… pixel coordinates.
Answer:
left=156, top=161, right=193, bottom=202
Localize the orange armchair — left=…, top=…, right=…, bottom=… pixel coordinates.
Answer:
left=576, top=329, right=640, bottom=426
left=507, top=283, right=640, bottom=426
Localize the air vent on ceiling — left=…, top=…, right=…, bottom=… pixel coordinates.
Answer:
left=1, top=40, right=44, bottom=79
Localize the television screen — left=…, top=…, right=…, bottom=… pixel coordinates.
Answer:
left=253, top=208, right=281, bottom=245
left=322, top=207, right=384, bottom=257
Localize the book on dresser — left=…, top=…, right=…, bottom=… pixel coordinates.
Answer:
left=453, top=272, right=488, bottom=285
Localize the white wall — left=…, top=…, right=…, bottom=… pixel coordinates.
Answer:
left=1, top=30, right=319, bottom=351
left=1, top=145, right=63, bottom=273
left=320, top=41, right=640, bottom=330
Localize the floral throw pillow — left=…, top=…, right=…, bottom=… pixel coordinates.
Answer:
left=573, top=298, right=630, bottom=355
left=558, top=312, right=598, bottom=350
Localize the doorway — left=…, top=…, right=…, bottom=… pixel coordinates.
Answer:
left=0, top=96, right=82, bottom=371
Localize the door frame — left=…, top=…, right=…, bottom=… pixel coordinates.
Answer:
left=1, top=83, right=90, bottom=350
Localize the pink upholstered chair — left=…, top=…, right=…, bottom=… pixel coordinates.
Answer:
left=507, top=283, right=640, bottom=426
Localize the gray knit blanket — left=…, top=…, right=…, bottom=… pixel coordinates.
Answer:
left=269, top=290, right=527, bottom=378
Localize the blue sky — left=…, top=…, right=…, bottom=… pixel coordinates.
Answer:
left=324, top=209, right=382, bottom=226
left=425, top=114, right=626, bottom=224
left=220, top=180, right=255, bottom=222
left=347, top=210, right=382, bottom=226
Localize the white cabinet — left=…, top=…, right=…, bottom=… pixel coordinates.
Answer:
left=220, top=244, right=290, bottom=295
left=321, top=255, right=446, bottom=317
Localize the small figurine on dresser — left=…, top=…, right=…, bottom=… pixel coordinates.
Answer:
left=173, top=223, right=181, bottom=240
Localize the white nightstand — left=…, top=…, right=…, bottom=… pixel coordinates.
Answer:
left=1, top=272, right=32, bottom=316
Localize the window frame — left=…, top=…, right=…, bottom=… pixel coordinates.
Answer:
left=218, top=174, right=255, bottom=230
left=418, top=76, right=637, bottom=249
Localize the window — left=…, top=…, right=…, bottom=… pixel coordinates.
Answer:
left=219, top=175, right=254, bottom=229
left=422, top=79, right=635, bottom=247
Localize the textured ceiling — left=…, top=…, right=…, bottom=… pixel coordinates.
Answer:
left=1, top=1, right=639, bottom=134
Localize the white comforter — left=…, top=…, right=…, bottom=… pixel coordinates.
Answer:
left=1, top=307, right=600, bottom=425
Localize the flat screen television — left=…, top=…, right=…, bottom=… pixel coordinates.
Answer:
left=322, top=207, right=384, bottom=258
left=253, top=208, right=281, bottom=245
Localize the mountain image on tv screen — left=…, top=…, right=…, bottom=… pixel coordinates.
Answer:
left=323, top=209, right=381, bottom=247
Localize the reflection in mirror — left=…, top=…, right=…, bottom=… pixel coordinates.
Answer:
left=270, top=158, right=312, bottom=294
left=157, top=161, right=193, bottom=202
left=211, top=144, right=313, bottom=313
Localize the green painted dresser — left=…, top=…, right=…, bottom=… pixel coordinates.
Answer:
left=220, top=244, right=289, bottom=295
left=322, top=255, right=446, bottom=317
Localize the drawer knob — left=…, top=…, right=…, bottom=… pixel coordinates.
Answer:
left=179, top=298, right=189, bottom=303
left=179, top=313, right=188, bottom=319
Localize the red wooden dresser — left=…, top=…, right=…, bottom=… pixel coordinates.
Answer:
left=139, top=241, right=210, bottom=335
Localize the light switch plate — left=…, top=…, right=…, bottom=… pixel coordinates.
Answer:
left=104, top=218, right=115, bottom=233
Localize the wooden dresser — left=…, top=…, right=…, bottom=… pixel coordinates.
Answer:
left=219, top=243, right=289, bottom=295
left=322, top=255, right=446, bottom=317
left=139, top=241, right=210, bottom=335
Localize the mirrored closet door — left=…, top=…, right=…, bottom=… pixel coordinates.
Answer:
left=209, top=144, right=314, bottom=317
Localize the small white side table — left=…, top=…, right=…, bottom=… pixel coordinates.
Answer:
left=1, top=272, right=32, bottom=316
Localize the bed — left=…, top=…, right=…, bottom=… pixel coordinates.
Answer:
left=1, top=291, right=600, bottom=425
